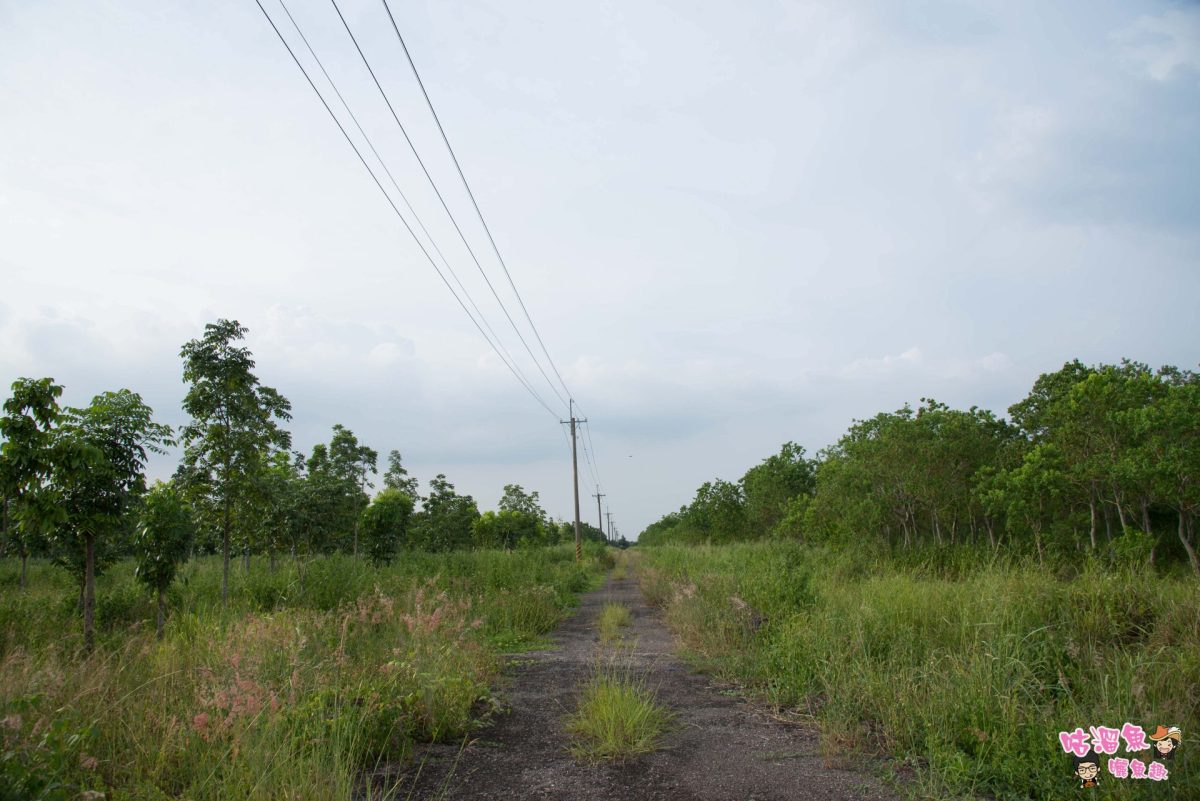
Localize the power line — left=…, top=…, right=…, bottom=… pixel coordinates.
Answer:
left=328, top=0, right=570, bottom=413
left=380, top=0, right=575, bottom=404
left=253, top=0, right=559, bottom=419
left=578, top=420, right=601, bottom=490
left=274, top=0, right=539, bottom=408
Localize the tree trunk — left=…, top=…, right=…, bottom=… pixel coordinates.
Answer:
left=1112, top=486, right=1130, bottom=533
left=1179, top=511, right=1200, bottom=578
left=1088, top=495, right=1097, bottom=550
left=242, top=547, right=250, bottom=573
left=985, top=517, right=997, bottom=550
left=156, top=588, right=166, bottom=640
left=1141, top=498, right=1153, bottom=536
left=932, top=510, right=943, bottom=546
left=222, top=494, right=231, bottom=604
left=269, top=549, right=277, bottom=572
left=84, top=534, right=95, bottom=652
left=19, top=551, right=27, bottom=591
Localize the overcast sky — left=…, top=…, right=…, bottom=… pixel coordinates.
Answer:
left=2, top=0, right=1198, bottom=539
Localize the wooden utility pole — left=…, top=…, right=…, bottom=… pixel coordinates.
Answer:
left=592, top=490, right=606, bottom=544
left=562, top=400, right=586, bottom=561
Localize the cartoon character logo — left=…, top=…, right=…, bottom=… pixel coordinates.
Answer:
left=1073, top=750, right=1101, bottom=788
left=1149, top=726, right=1181, bottom=760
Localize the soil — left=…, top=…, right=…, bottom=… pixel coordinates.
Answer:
left=387, top=573, right=901, bottom=800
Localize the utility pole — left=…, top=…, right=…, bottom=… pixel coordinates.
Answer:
left=561, top=400, right=586, bottom=561
left=592, top=490, right=606, bottom=544
left=606, top=510, right=614, bottom=544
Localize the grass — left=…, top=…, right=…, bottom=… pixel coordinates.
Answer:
left=566, top=660, right=672, bottom=763
left=0, top=543, right=609, bottom=800
left=637, top=541, right=1200, bottom=801
left=597, top=602, right=632, bottom=643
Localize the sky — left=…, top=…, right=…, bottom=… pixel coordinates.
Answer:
left=2, top=0, right=1198, bottom=539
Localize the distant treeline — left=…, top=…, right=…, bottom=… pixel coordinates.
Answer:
left=638, top=359, right=1200, bottom=575
left=0, top=319, right=606, bottom=646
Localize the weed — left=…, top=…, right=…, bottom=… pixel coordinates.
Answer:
left=597, top=603, right=632, bottom=643
left=566, top=661, right=672, bottom=763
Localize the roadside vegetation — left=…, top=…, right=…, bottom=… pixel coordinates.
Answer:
left=0, top=318, right=615, bottom=799
left=0, top=544, right=607, bottom=799
left=638, top=543, right=1198, bottom=799
left=636, top=358, right=1200, bottom=800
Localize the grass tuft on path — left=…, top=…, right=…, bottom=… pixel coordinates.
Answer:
left=566, top=662, right=672, bottom=763
left=597, top=602, right=632, bottom=642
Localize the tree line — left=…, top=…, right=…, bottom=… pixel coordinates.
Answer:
left=0, top=319, right=604, bottom=646
left=638, top=359, right=1200, bottom=576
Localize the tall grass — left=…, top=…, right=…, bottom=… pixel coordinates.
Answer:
left=0, top=544, right=607, bottom=800
left=638, top=542, right=1199, bottom=800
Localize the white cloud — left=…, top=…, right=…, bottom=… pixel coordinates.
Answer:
left=1116, top=7, right=1200, bottom=81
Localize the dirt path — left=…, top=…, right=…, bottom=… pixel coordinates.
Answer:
left=393, top=574, right=900, bottom=800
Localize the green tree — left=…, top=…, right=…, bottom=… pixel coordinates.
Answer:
left=302, top=441, right=359, bottom=553
left=328, top=424, right=377, bottom=556
left=740, top=442, right=815, bottom=536
left=499, top=484, right=548, bottom=523
left=0, top=378, right=66, bottom=589
left=360, top=488, right=414, bottom=565
left=382, top=449, right=420, bottom=497
left=135, top=482, right=195, bottom=638
left=179, top=319, right=292, bottom=603
left=55, top=389, right=173, bottom=650
left=411, top=474, right=479, bottom=551
left=1143, top=371, right=1200, bottom=575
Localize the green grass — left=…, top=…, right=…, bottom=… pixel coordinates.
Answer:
left=638, top=541, right=1199, bottom=801
left=597, top=602, right=632, bottom=643
left=0, top=543, right=608, bottom=800
left=566, top=662, right=672, bottom=763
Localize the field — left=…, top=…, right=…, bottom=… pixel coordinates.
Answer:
left=637, top=542, right=1199, bottom=800
left=0, top=544, right=609, bottom=801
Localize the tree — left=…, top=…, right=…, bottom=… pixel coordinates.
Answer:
left=0, top=378, right=65, bottom=589
left=410, top=474, right=479, bottom=551
left=499, top=484, right=547, bottom=520
left=360, top=489, right=414, bottom=565
left=382, top=449, right=420, bottom=497
left=740, top=442, right=815, bottom=535
left=1143, top=372, right=1200, bottom=575
left=328, top=424, right=377, bottom=556
left=135, top=482, right=195, bottom=638
left=685, top=479, right=747, bottom=543
left=179, top=320, right=292, bottom=603
left=55, top=390, right=173, bottom=650
left=303, top=441, right=359, bottom=553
